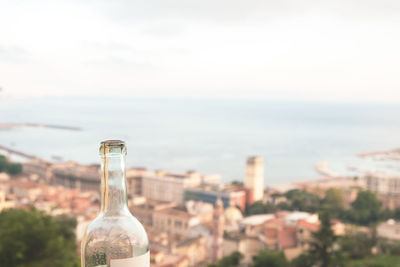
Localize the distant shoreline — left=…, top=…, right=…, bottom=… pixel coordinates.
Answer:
left=0, top=123, right=82, bottom=131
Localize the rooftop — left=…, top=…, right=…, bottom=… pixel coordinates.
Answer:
left=240, top=214, right=275, bottom=226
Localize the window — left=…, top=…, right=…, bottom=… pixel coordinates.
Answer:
left=175, top=221, right=182, bottom=228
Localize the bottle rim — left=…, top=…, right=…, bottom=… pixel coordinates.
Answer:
left=99, top=140, right=127, bottom=156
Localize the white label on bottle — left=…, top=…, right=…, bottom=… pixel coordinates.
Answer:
left=110, top=251, right=150, bottom=267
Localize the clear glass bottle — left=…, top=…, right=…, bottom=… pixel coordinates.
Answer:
left=81, top=140, right=149, bottom=267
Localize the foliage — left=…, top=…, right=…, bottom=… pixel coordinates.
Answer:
left=0, top=155, right=23, bottom=175
left=290, top=254, right=314, bottom=267
left=308, top=211, right=337, bottom=267
left=231, top=180, right=244, bottom=186
left=284, top=189, right=320, bottom=213
left=346, top=255, right=400, bottom=267
left=321, top=188, right=344, bottom=217
left=378, top=239, right=400, bottom=256
left=348, top=190, right=381, bottom=226
left=0, top=208, right=80, bottom=267
left=208, top=251, right=243, bottom=267
left=339, top=232, right=374, bottom=259
left=251, top=250, right=289, bottom=267
left=245, top=201, right=276, bottom=215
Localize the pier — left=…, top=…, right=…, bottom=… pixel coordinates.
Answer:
left=0, top=145, right=38, bottom=160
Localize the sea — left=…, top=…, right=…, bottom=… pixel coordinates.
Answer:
left=1, top=96, right=400, bottom=185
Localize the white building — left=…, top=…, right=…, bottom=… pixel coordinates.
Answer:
left=142, top=170, right=216, bottom=204
left=377, top=219, right=400, bottom=241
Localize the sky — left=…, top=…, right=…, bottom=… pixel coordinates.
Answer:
left=0, top=0, right=399, bottom=102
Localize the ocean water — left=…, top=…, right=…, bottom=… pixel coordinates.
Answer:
left=1, top=96, right=400, bottom=184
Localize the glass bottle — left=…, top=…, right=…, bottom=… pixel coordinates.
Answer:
left=81, top=140, right=149, bottom=267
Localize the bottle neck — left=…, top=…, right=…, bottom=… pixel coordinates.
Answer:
left=100, top=155, right=128, bottom=214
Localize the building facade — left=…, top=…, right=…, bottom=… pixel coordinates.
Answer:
left=366, top=173, right=400, bottom=209
left=245, top=157, right=264, bottom=202
left=142, top=171, right=204, bottom=204
left=51, top=161, right=100, bottom=191
left=184, top=186, right=246, bottom=211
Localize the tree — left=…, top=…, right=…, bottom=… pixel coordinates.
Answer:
left=378, top=240, right=400, bottom=256
left=0, top=155, right=7, bottom=172
left=350, top=190, right=381, bottom=226
left=285, top=189, right=320, bottom=213
left=231, top=180, right=244, bottom=186
left=251, top=250, right=289, bottom=267
left=6, top=162, right=23, bottom=175
left=291, top=254, right=314, bottom=267
left=339, top=232, right=373, bottom=259
left=0, top=154, right=22, bottom=175
left=245, top=201, right=276, bottom=215
left=0, top=208, right=80, bottom=267
left=308, top=211, right=336, bottom=267
left=322, top=188, right=344, bottom=215
left=208, top=251, right=243, bottom=267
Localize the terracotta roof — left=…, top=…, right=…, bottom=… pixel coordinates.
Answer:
left=297, top=219, right=319, bottom=232
left=265, top=218, right=284, bottom=226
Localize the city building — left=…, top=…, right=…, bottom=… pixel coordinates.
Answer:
left=151, top=249, right=190, bottom=267
left=153, top=206, right=201, bottom=239
left=184, top=184, right=246, bottom=210
left=212, top=198, right=225, bottom=261
left=126, top=167, right=149, bottom=197
left=245, top=156, right=264, bottom=202
left=130, top=200, right=178, bottom=228
left=22, top=159, right=52, bottom=182
left=377, top=219, right=400, bottom=241
left=366, top=172, right=400, bottom=209
left=173, top=236, right=208, bottom=266
left=142, top=170, right=217, bottom=204
left=51, top=161, right=100, bottom=191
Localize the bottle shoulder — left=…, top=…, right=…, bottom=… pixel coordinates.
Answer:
left=84, top=212, right=149, bottom=246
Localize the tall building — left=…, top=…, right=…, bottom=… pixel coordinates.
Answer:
left=212, top=198, right=225, bottom=262
left=245, top=156, right=264, bottom=202
left=366, top=172, right=400, bottom=209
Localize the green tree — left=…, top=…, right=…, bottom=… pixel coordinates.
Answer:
left=0, top=154, right=23, bottom=175
left=231, top=180, right=244, bottom=186
left=378, top=239, right=400, bottom=256
left=208, top=251, right=243, bottom=267
left=251, top=250, right=289, bottom=267
left=321, top=188, right=344, bottom=216
left=339, top=232, right=373, bottom=259
left=0, top=155, right=7, bottom=172
left=245, top=201, right=276, bottom=215
left=290, top=254, right=314, bottom=267
left=350, top=190, right=381, bottom=226
left=0, top=208, right=80, bottom=267
left=6, top=162, right=23, bottom=175
left=285, top=189, right=320, bottom=213
left=308, top=211, right=336, bottom=267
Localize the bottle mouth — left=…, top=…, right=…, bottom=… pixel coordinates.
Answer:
left=99, top=140, right=127, bottom=156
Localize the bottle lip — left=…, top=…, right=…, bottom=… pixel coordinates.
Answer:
left=99, top=140, right=127, bottom=156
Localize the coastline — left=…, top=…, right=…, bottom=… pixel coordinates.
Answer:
left=0, top=123, right=82, bottom=131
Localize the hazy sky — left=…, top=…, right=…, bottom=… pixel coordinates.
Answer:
left=0, top=0, right=399, bottom=102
